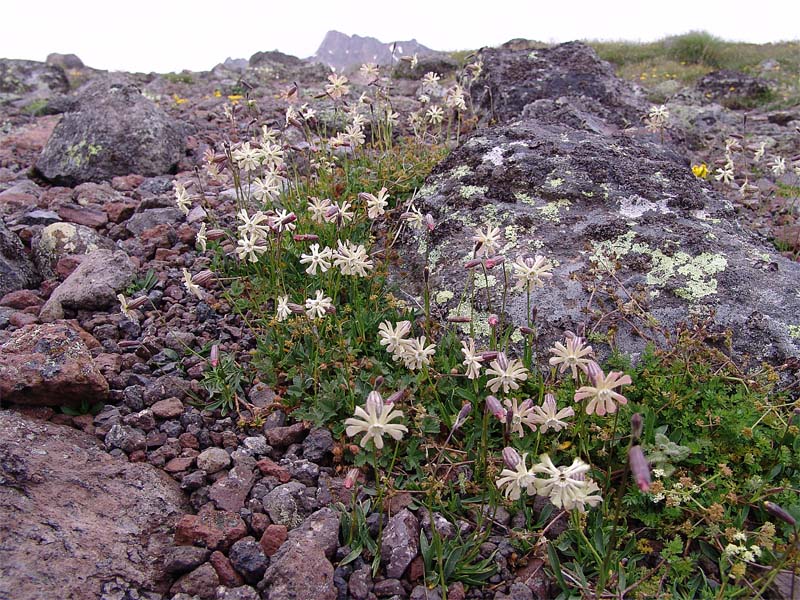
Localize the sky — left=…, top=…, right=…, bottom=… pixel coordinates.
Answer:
left=2, top=0, right=798, bottom=73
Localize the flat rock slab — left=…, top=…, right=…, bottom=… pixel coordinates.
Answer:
left=0, top=409, right=188, bottom=599
left=0, top=322, right=108, bottom=406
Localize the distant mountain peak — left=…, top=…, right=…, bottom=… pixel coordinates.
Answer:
left=312, top=30, right=435, bottom=71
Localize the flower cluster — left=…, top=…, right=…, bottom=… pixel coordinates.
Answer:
left=378, top=320, right=436, bottom=371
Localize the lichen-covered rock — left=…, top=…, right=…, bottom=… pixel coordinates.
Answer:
left=0, top=218, right=39, bottom=297
left=35, top=78, right=185, bottom=185
left=696, top=69, right=773, bottom=108
left=470, top=41, right=647, bottom=128
left=0, top=410, right=187, bottom=600
left=32, top=221, right=114, bottom=280
left=0, top=58, right=69, bottom=104
left=381, top=508, right=420, bottom=579
left=40, top=248, right=135, bottom=322
left=0, top=323, right=109, bottom=406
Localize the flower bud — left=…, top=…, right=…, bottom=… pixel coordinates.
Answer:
left=206, top=228, right=227, bottom=241
left=628, top=445, right=651, bottom=493
left=209, top=344, right=220, bottom=368
left=631, top=413, right=643, bottom=442
left=287, top=303, right=305, bottom=314
left=366, top=391, right=383, bottom=414
left=127, top=295, right=149, bottom=310
left=764, top=501, right=797, bottom=526
left=479, top=351, right=499, bottom=361
left=585, top=361, right=603, bottom=385
left=374, top=375, right=384, bottom=389
left=488, top=314, right=499, bottom=328
left=293, top=234, right=320, bottom=242
left=484, top=256, right=505, bottom=269
left=502, top=447, right=521, bottom=469
left=486, top=395, right=505, bottom=420
left=192, top=270, right=216, bottom=286
left=425, top=213, right=435, bottom=232
left=494, top=351, right=508, bottom=370
left=446, top=315, right=472, bottom=323
left=453, top=403, right=472, bottom=431
left=464, top=258, right=483, bottom=269
left=519, top=326, right=535, bottom=335
left=344, top=468, right=361, bottom=490
left=385, top=389, right=406, bottom=405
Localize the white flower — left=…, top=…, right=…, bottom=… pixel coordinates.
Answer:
left=472, top=225, right=502, bottom=257
left=270, top=209, right=297, bottom=233
left=360, top=63, right=379, bottom=80
left=548, top=336, right=594, bottom=380
left=385, top=111, right=399, bottom=127
left=236, top=233, right=268, bottom=263
left=529, top=394, right=574, bottom=433
left=182, top=268, right=203, bottom=299
left=461, top=338, right=483, bottom=380
left=574, top=369, right=632, bottom=416
left=253, top=174, right=282, bottom=203
left=360, top=188, right=390, bottom=219
left=307, top=197, right=332, bottom=224
left=646, top=104, right=669, bottom=132
left=325, top=73, right=350, bottom=100
left=418, top=93, right=430, bottom=105
left=300, top=104, right=316, bottom=121
left=422, top=71, right=441, bottom=92
left=485, top=352, right=529, bottom=395
left=305, top=290, right=334, bottom=320
left=328, top=200, right=354, bottom=224
left=237, top=209, right=271, bottom=240
left=770, top=155, right=786, bottom=177
left=398, top=336, right=436, bottom=370
left=299, top=243, right=333, bottom=275
left=753, top=141, right=766, bottom=163
left=345, top=124, right=365, bottom=147
left=496, top=451, right=536, bottom=501
left=257, top=142, right=284, bottom=170
left=232, top=141, right=261, bottom=172
left=196, top=222, right=207, bottom=252
left=276, top=295, right=290, bottom=321
left=344, top=391, right=408, bottom=450
left=174, top=181, right=191, bottom=215
left=532, top=454, right=592, bottom=510
left=714, top=164, right=735, bottom=186
left=504, top=397, right=537, bottom=438
left=333, top=239, right=373, bottom=277
left=426, top=105, right=444, bottom=125
left=562, top=474, right=603, bottom=512
left=512, top=255, right=553, bottom=292
left=378, top=320, right=412, bottom=357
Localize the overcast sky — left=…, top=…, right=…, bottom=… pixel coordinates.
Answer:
left=2, top=0, right=798, bottom=73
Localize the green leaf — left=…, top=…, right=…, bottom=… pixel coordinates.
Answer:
left=547, top=542, right=568, bottom=591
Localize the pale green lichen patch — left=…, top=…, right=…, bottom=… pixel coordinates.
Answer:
left=537, top=199, right=571, bottom=223
left=435, top=290, right=454, bottom=304
left=483, top=146, right=504, bottom=166
left=417, top=182, right=438, bottom=199
left=66, top=140, right=102, bottom=167
left=619, top=195, right=672, bottom=219
left=546, top=177, right=564, bottom=189
left=788, top=325, right=800, bottom=340
left=460, top=185, right=487, bottom=199
left=450, top=165, right=472, bottom=179
left=474, top=274, right=498, bottom=290
left=592, top=231, right=728, bottom=302
left=514, top=192, right=537, bottom=207
left=447, top=302, right=492, bottom=339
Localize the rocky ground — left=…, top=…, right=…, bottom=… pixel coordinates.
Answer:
left=1, top=40, right=799, bottom=600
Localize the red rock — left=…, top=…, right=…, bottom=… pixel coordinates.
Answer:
left=72, top=413, right=95, bottom=432
left=407, top=555, right=425, bottom=582
left=40, top=186, right=74, bottom=208
left=129, top=450, right=147, bottom=463
left=57, top=204, right=108, bottom=228
left=140, top=224, right=175, bottom=248
left=8, top=311, right=38, bottom=327
left=55, top=255, right=84, bottom=278
left=0, top=191, right=36, bottom=213
left=15, top=406, right=55, bottom=420
left=22, top=305, right=39, bottom=315
left=151, top=397, right=184, bottom=419
left=259, top=524, right=288, bottom=557
left=250, top=512, right=271, bottom=536
left=256, top=458, right=291, bottom=483
left=0, top=289, right=42, bottom=309
left=105, top=200, right=138, bottom=223
left=154, top=248, right=180, bottom=261
left=174, top=506, right=248, bottom=551
left=179, top=432, right=200, bottom=449
left=94, top=353, right=122, bottom=375
left=177, top=223, right=197, bottom=244
left=210, top=550, right=244, bottom=587
left=209, top=466, right=256, bottom=512
left=111, top=174, right=145, bottom=191
left=264, top=422, right=308, bottom=448
left=164, top=457, right=195, bottom=473
left=169, top=563, right=219, bottom=600
left=50, top=413, right=73, bottom=426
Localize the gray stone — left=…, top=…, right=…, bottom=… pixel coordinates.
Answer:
left=40, top=249, right=135, bottom=321
left=105, top=423, right=147, bottom=454
left=0, top=59, right=69, bottom=103
left=348, top=565, right=372, bottom=600
left=0, top=410, right=187, bottom=600
left=215, top=586, right=260, bottom=600
left=163, top=546, right=211, bottom=575
left=0, top=218, right=39, bottom=297
left=209, top=465, right=256, bottom=512
left=36, top=78, right=185, bottom=186
left=411, top=585, right=442, bottom=600
left=261, top=481, right=315, bottom=528
left=257, top=508, right=339, bottom=600
left=197, top=447, right=232, bottom=474
left=374, top=578, right=405, bottom=596
left=242, top=436, right=269, bottom=456
left=302, top=427, right=334, bottom=463
left=381, top=508, right=420, bottom=579
left=125, top=207, right=184, bottom=236
left=170, top=563, right=219, bottom=600
left=228, top=536, right=268, bottom=584
left=32, top=221, right=115, bottom=280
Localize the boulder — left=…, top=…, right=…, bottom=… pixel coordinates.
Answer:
left=0, top=59, right=69, bottom=104
left=0, top=218, right=39, bottom=297
left=408, top=42, right=800, bottom=366
left=0, top=322, right=109, bottom=406
left=32, top=221, right=114, bottom=280
left=381, top=508, right=420, bottom=579
left=35, top=78, right=185, bottom=185
left=696, top=69, right=773, bottom=108
left=0, top=410, right=187, bottom=599
left=45, top=53, right=85, bottom=70
left=469, top=41, right=646, bottom=128
left=40, top=248, right=135, bottom=322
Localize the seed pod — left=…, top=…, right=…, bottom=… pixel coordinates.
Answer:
left=453, top=403, right=472, bottom=431
left=502, top=447, right=521, bottom=469
left=486, top=395, right=505, bottom=420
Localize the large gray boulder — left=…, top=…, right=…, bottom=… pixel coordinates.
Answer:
left=0, top=409, right=188, bottom=599
left=0, top=59, right=69, bottom=104
left=408, top=43, right=800, bottom=366
left=35, top=78, right=185, bottom=185
left=0, top=218, right=39, bottom=297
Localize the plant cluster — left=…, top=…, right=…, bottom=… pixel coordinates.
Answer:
left=115, top=59, right=800, bottom=598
